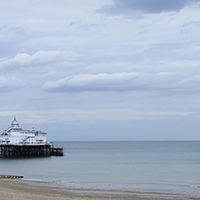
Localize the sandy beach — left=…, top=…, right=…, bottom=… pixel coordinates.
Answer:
left=0, top=179, right=199, bottom=200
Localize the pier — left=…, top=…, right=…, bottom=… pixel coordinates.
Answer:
left=0, top=144, right=63, bottom=158
left=0, top=118, right=63, bottom=158
left=0, top=175, right=23, bottom=179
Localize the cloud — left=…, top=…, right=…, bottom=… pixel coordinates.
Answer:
left=0, top=109, right=191, bottom=124
left=0, top=77, right=20, bottom=93
left=43, top=71, right=194, bottom=93
left=0, top=26, right=27, bottom=44
left=97, top=0, right=200, bottom=15
left=43, top=72, right=139, bottom=92
left=0, top=51, right=79, bottom=71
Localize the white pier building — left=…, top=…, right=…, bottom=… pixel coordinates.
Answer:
left=0, top=117, right=48, bottom=145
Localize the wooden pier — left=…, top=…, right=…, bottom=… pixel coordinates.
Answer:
left=0, top=175, right=23, bottom=179
left=0, top=144, right=63, bottom=158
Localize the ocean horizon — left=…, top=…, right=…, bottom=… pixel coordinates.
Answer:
left=1, top=141, right=200, bottom=198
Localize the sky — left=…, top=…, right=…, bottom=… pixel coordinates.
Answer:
left=0, top=0, right=200, bottom=141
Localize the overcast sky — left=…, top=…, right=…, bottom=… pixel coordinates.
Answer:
left=1, top=0, right=200, bottom=141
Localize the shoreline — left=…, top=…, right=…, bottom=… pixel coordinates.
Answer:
left=0, top=179, right=199, bottom=200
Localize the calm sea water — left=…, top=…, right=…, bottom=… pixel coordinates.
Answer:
left=1, top=141, right=200, bottom=197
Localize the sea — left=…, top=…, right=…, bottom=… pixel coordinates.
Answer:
left=1, top=141, right=200, bottom=198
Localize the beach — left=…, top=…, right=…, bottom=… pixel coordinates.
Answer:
left=0, top=179, right=198, bottom=200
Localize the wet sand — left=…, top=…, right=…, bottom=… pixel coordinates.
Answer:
left=0, top=179, right=198, bottom=200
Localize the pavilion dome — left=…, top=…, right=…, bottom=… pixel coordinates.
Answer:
left=11, top=117, right=19, bottom=128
